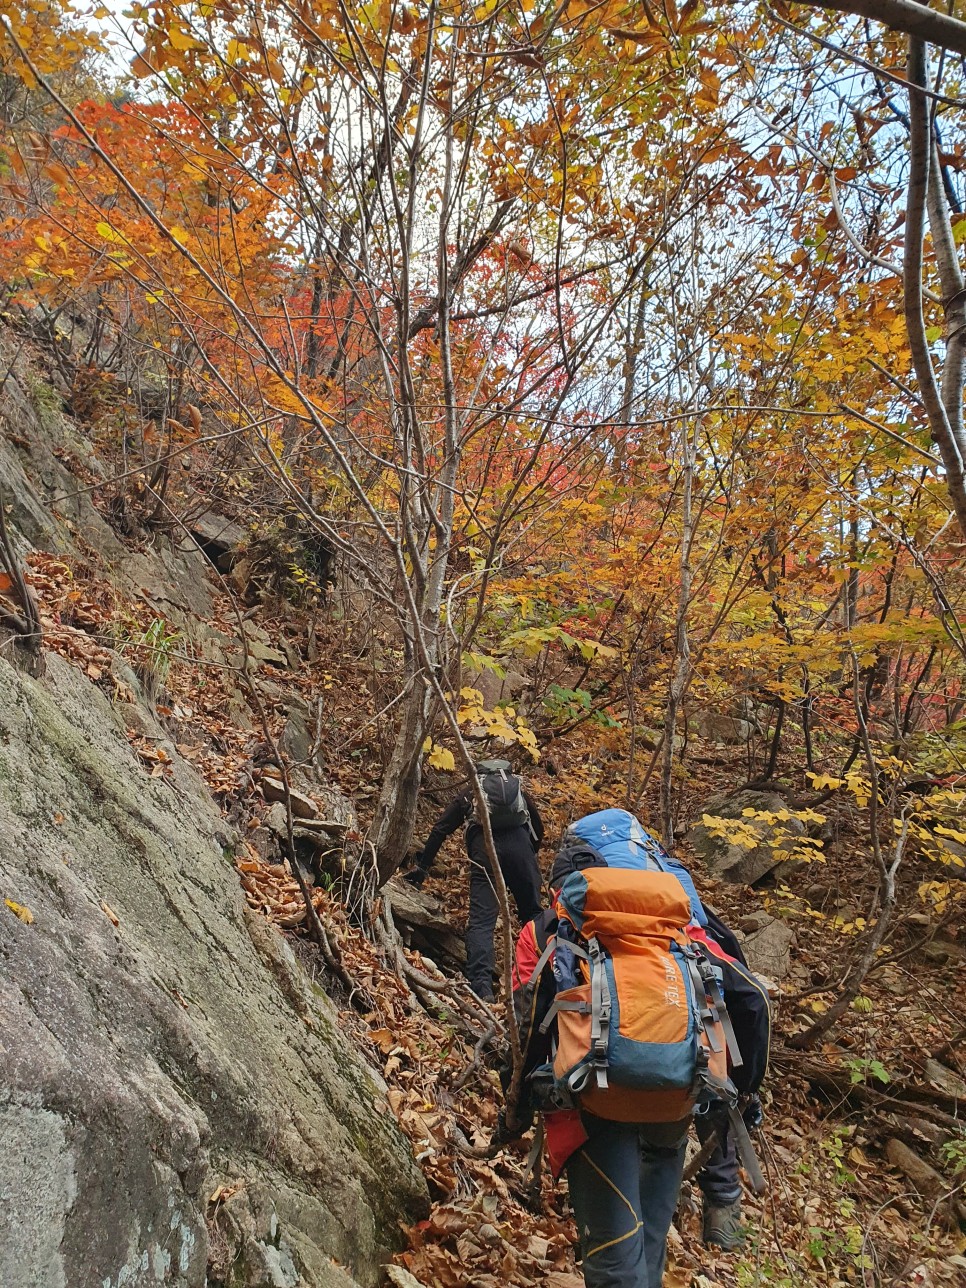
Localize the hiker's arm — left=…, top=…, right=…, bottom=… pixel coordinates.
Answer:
left=415, top=791, right=472, bottom=871
left=523, top=790, right=545, bottom=847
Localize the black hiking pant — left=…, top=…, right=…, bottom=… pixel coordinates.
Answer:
left=465, top=825, right=542, bottom=1001
left=695, top=1103, right=742, bottom=1206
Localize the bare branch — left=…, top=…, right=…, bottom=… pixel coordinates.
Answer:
left=806, top=0, right=966, bottom=58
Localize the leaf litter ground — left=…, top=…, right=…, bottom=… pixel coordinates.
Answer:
left=21, top=550, right=966, bottom=1288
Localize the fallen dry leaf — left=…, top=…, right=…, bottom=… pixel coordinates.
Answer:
left=4, top=898, right=34, bottom=924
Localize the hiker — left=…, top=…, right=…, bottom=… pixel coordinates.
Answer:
left=403, top=758, right=544, bottom=1002
left=498, top=808, right=770, bottom=1286
left=687, top=910, right=766, bottom=1249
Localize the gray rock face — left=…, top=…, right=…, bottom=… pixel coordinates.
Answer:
left=686, top=789, right=806, bottom=885
left=0, top=653, right=426, bottom=1288
left=0, top=359, right=124, bottom=562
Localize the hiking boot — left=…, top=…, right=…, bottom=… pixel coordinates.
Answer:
left=703, top=1198, right=747, bottom=1250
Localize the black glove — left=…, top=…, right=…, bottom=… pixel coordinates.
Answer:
left=402, top=867, right=427, bottom=888
left=741, top=1093, right=764, bottom=1130
left=491, top=1102, right=533, bottom=1149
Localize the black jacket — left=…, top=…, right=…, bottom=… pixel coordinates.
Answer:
left=417, top=785, right=544, bottom=872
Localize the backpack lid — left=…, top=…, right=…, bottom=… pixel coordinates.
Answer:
left=556, top=866, right=693, bottom=939
left=568, top=809, right=659, bottom=864
left=551, top=809, right=708, bottom=928
left=476, top=759, right=513, bottom=775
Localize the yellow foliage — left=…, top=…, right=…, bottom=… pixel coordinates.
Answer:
left=917, top=880, right=964, bottom=915
left=425, top=742, right=456, bottom=771
left=455, top=689, right=539, bottom=761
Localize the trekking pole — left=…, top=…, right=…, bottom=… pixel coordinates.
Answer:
left=727, top=1104, right=767, bottom=1195
left=682, top=1131, right=720, bottom=1183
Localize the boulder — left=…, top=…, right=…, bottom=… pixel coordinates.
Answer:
left=189, top=511, right=247, bottom=572
left=690, top=712, right=758, bottom=745
left=0, top=652, right=427, bottom=1288
left=922, top=938, right=966, bottom=964
left=686, top=789, right=806, bottom=884
left=261, top=776, right=319, bottom=818
left=737, top=911, right=773, bottom=933
left=637, top=727, right=685, bottom=754
left=738, top=916, right=796, bottom=980
left=278, top=705, right=357, bottom=828
left=387, top=879, right=466, bottom=968
left=471, top=668, right=528, bottom=712
left=248, top=639, right=290, bottom=669
left=933, top=834, right=966, bottom=878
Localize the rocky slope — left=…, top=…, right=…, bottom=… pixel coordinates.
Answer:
left=0, top=344, right=427, bottom=1288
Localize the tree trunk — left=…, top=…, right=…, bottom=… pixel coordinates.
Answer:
left=903, top=38, right=966, bottom=538
left=371, top=681, right=432, bottom=884
left=661, top=419, right=696, bottom=847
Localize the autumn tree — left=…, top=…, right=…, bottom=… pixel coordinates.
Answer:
left=4, top=0, right=966, bottom=929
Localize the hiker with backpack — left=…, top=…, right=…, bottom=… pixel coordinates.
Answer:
left=403, top=759, right=544, bottom=1002
left=497, top=808, right=771, bottom=1287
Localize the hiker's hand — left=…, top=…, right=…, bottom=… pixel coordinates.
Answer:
left=492, top=1101, right=534, bottom=1148
left=491, top=1108, right=526, bottom=1149
left=741, top=1093, right=763, bottom=1130
left=491, top=1111, right=516, bottom=1149
left=402, top=867, right=427, bottom=889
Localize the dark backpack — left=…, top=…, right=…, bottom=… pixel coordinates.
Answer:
left=472, top=759, right=532, bottom=832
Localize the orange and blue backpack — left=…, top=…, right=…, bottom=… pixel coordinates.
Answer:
left=519, top=810, right=770, bottom=1133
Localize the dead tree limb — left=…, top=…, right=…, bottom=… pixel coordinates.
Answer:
left=903, top=36, right=966, bottom=538
left=775, top=1048, right=966, bottom=1132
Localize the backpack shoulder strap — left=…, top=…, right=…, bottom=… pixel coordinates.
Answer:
left=526, top=933, right=558, bottom=989
left=587, top=936, right=612, bottom=1090
left=515, top=780, right=538, bottom=842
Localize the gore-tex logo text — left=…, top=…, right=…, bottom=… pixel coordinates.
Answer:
left=664, top=958, right=681, bottom=1008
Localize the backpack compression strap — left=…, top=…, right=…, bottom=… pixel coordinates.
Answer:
left=684, top=949, right=743, bottom=1069
left=538, top=939, right=593, bottom=1035
left=537, top=937, right=611, bottom=1093
left=685, top=954, right=722, bottom=1054
left=587, top=936, right=611, bottom=1090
